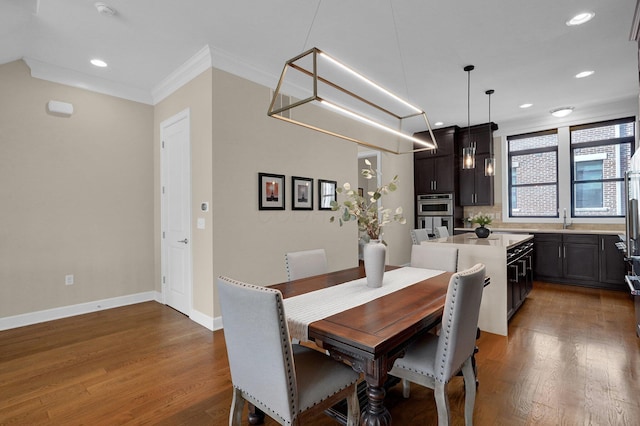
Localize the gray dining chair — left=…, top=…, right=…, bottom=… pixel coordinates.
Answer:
left=217, top=276, right=360, bottom=426
left=389, top=263, right=486, bottom=426
left=410, top=228, right=430, bottom=245
left=410, top=244, right=458, bottom=272
left=434, top=226, right=449, bottom=238
left=285, top=248, right=328, bottom=281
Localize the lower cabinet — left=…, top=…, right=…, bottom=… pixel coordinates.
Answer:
left=507, top=246, right=533, bottom=320
left=534, top=233, right=626, bottom=290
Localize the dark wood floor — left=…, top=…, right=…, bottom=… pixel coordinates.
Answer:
left=1, top=281, right=639, bottom=425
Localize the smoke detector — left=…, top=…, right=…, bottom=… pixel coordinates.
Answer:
left=95, top=2, right=116, bottom=16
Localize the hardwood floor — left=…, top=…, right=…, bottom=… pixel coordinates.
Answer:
left=1, top=281, right=639, bottom=425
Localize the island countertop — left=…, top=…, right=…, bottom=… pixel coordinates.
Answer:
left=426, top=233, right=533, bottom=250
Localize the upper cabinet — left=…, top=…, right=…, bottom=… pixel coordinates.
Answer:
left=458, top=123, right=497, bottom=206
left=413, top=126, right=459, bottom=195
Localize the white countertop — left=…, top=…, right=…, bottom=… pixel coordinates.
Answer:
left=426, top=233, right=533, bottom=250
left=454, top=227, right=623, bottom=236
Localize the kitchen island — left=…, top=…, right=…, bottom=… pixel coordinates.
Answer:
left=423, top=233, right=534, bottom=336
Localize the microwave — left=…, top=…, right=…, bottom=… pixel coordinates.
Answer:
left=417, top=194, right=453, bottom=216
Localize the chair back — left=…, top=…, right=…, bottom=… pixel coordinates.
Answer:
left=434, top=226, right=449, bottom=238
left=217, top=277, right=298, bottom=423
left=434, top=263, right=485, bottom=383
left=285, top=249, right=328, bottom=281
left=410, top=229, right=429, bottom=245
left=410, top=244, right=458, bottom=272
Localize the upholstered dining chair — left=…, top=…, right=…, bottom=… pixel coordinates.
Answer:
left=217, top=276, right=360, bottom=426
left=284, top=248, right=328, bottom=281
left=434, top=226, right=449, bottom=238
left=388, top=263, right=486, bottom=426
left=411, top=244, right=459, bottom=272
left=410, top=228, right=430, bottom=245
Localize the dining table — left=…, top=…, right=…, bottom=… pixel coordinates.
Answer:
left=260, top=264, right=454, bottom=426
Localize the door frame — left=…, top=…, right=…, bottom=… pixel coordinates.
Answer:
left=160, top=108, right=193, bottom=314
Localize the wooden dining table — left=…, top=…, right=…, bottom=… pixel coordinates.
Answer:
left=266, top=264, right=453, bottom=426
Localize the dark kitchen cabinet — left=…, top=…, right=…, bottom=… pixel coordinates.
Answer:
left=562, top=234, right=599, bottom=283
left=414, top=126, right=459, bottom=195
left=415, top=156, right=455, bottom=194
left=534, top=233, right=624, bottom=289
left=533, top=233, right=563, bottom=280
left=458, top=123, right=496, bottom=206
left=599, top=235, right=627, bottom=289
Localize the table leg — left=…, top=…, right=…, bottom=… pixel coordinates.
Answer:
left=248, top=404, right=265, bottom=425
left=361, top=381, right=392, bottom=426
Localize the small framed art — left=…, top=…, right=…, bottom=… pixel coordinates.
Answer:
left=292, top=176, right=313, bottom=210
left=318, top=179, right=337, bottom=210
left=258, top=172, right=285, bottom=210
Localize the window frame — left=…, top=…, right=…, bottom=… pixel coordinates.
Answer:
left=569, top=117, right=635, bottom=219
left=507, top=129, right=559, bottom=218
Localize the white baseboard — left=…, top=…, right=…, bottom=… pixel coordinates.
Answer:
left=0, top=291, right=161, bottom=331
left=188, top=309, right=223, bottom=331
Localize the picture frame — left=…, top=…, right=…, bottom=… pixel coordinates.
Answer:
left=292, top=176, right=313, bottom=210
left=318, top=179, right=337, bottom=210
left=258, top=172, right=285, bottom=210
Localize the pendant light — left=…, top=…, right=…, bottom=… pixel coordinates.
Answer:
left=462, top=65, right=476, bottom=169
left=484, top=89, right=495, bottom=177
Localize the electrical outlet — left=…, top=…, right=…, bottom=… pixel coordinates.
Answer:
left=65, top=274, right=74, bottom=285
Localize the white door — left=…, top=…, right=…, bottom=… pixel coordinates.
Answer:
left=161, top=109, right=192, bottom=315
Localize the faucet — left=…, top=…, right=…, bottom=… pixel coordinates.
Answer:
left=562, top=208, right=571, bottom=229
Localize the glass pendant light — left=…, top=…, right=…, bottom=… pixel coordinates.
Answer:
left=462, top=65, right=476, bottom=169
left=484, top=89, right=495, bottom=177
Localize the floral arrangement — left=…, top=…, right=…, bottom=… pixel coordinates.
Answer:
left=330, top=160, right=406, bottom=241
left=468, top=212, right=493, bottom=227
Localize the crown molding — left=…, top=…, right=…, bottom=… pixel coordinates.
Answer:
left=23, top=56, right=154, bottom=104
left=151, top=45, right=212, bottom=104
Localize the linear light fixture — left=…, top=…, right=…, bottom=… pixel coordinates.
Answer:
left=268, top=47, right=437, bottom=155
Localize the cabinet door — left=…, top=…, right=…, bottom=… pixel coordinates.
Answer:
left=433, top=156, right=454, bottom=193
left=414, top=157, right=435, bottom=194
left=534, top=234, right=563, bottom=280
left=459, top=166, right=475, bottom=206
left=563, top=242, right=599, bottom=283
left=599, top=235, right=626, bottom=287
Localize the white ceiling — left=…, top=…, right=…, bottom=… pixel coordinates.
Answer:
left=2, top=0, right=638, bottom=134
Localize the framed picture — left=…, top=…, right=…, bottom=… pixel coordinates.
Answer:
left=258, top=172, right=285, bottom=210
left=318, top=179, right=337, bottom=210
left=292, top=176, right=313, bottom=210
left=358, top=187, right=364, bottom=197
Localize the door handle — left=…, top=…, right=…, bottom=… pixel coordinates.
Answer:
left=178, top=238, right=189, bottom=244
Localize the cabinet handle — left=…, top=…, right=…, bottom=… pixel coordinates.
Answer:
left=563, top=246, right=566, bottom=258
left=558, top=246, right=561, bottom=258
left=601, top=238, right=604, bottom=251
left=433, top=181, right=437, bottom=190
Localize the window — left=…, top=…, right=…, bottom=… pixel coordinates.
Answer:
left=570, top=118, right=634, bottom=217
left=507, top=130, right=558, bottom=217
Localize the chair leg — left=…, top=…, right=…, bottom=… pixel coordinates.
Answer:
left=229, top=388, right=245, bottom=426
left=402, top=378, right=411, bottom=398
left=461, top=358, right=476, bottom=425
left=434, top=381, right=450, bottom=426
left=345, top=383, right=360, bottom=426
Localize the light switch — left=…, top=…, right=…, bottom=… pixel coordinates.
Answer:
left=197, top=218, right=205, bottom=229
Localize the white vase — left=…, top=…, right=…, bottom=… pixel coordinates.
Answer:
left=363, top=239, right=386, bottom=288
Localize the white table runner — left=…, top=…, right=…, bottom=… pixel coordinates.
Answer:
left=283, top=267, right=445, bottom=341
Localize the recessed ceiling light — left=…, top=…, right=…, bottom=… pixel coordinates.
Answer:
left=95, top=2, right=116, bottom=16
left=566, top=12, right=595, bottom=26
left=519, top=103, right=533, bottom=109
left=434, top=121, right=444, bottom=126
left=90, top=58, right=108, bottom=68
left=550, top=107, right=574, bottom=118
left=575, top=70, right=595, bottom=79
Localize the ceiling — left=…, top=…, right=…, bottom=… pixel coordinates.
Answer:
left=2, top=0, right=639, bottom=135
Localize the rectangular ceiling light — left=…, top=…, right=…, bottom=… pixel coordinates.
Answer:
left=268, top=47, right=437, bottom=155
